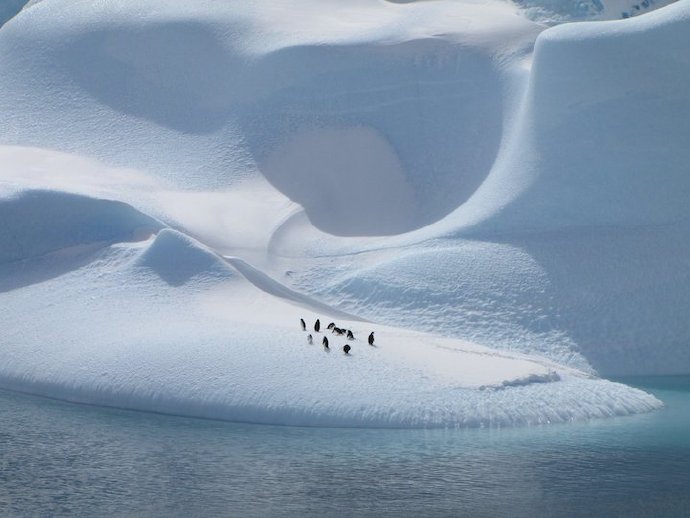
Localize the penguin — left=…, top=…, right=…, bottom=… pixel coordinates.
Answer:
left=343, top=344, right=351, bottom=355
left=307, top=334, right=313, bottom=344
left=333, top=327, right=345, bottom=336
left=314, top=319, right=321, bottom=333
left=323, top=336, right=330, bottom=350
left=346, top=330, right=354, bottom=340
left=368, top=332, right=375, bottom=345
left=300, top=318, right=306, bottom=331
left=327, top=322, right=336, bottom=330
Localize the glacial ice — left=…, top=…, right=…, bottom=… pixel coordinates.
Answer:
left=1, top=0, right=687, bottom=426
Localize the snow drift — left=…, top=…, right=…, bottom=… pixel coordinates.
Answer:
left=0, top=0, right=687, bottom=426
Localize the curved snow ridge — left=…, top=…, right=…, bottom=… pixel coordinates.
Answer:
left=133, top=228, right=237, bottom=287
left=0, top=189, right=162, bottom=264
left=132, top=230, right=362, bottom=319
left=247, top=44, right=505, bottom=236
left=128, top=228, right=360, bottom=317
left=224, top=255, right=364, bottom=320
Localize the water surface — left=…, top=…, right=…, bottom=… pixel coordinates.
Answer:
left=1, top=377, right=689, bottom=517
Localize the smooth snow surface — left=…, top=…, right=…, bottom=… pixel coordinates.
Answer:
left=1, top=0, right=686, bottom=427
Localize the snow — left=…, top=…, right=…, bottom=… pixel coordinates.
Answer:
left=515, top=0, right=678, bottom=23
left=0, top=225, right=661, bottom=427
left=1, top=0, right=686, bottom=427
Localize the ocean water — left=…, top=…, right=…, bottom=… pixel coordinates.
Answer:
left=1, top=377, right=689, bottom=517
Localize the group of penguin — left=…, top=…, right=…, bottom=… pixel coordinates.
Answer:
left=300, top=318, right=375, bottom=355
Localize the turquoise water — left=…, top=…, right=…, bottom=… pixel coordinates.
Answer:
left=1, top=377, right=689, bottom=517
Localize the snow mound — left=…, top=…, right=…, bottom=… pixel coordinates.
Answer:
left=134, top=229, right=235, bottom=287
left=0, top=190, right=161, bottom=264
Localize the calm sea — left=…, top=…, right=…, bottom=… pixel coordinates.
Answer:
left=1, top=377, right=689, bottom=517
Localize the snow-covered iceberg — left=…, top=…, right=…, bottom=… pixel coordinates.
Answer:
left=1, top=0, right=687, bottom=427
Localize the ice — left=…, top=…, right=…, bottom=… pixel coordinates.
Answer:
left=514, top=0, right=678, bottom=22
left=0, top=225, right=661, bottom=428
left=0, top=0, right=686, bottom=427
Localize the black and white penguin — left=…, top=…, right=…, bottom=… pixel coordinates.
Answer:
left=307, top=334, right=313, bottom=344
left=300, top=318, right=306, bottom=331
left=368, top=332, right=375, bottom=345
left=314, top=319, right=321, bottom=333
left=323, top=336, right=329, bottom=350
left=343, top=344, right=351, bottom=355
left=327, top=322, right=336, bottom=330
left=346, top=330, right=354, bottom=340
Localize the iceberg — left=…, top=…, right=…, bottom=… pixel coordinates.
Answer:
left=1, top=0, right=686, bottom=426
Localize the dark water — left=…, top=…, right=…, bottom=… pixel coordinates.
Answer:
left=1, top=377, right=689, bottom=517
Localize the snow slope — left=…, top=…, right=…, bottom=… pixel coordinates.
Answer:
left=1, top=0, right=687, bottom=426
left=270, top=1, right=690, bottom=375
left=0, top=221, right=661, bottom=428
